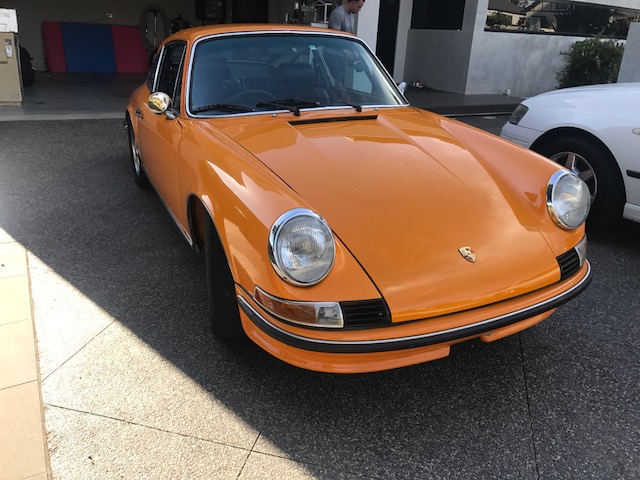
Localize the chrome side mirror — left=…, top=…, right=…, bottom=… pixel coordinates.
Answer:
left=148, top=92, right=174, bottom=117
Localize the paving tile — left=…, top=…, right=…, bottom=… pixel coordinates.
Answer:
left=0, top=382, right=48, bottom=480
left=254, top=361, right=538, bottom=480
left=522, top=347, right=640, bottom=479
left=29, top=268, right=152, bottom=379
left=0, top=226, right=14, bottom=245
left=0, top=274, right=31, bottom=326
left=0, top=242, right=27, bottom=279
left=42, top=287, right=289, bottom=450
left=0, top=319, right=38, bottom=390
left=240, top=452, right=372, bottom=479
left=22, top=473, right=49, bottom=480
left=45, top=405, right=247, bottom=480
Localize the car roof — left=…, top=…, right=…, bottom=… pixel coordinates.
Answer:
left=165, top=24, right=353, bottom=44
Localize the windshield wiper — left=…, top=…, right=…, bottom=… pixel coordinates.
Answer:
left=335, top=100, right=363, bottom=112
left=256, top=98, right=320, bottom=117
left=191, top=103, right=254, bottom=114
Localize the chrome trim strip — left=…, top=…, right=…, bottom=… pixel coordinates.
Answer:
left=547, top=170, right=582, bottom=230
left=189, top=105, right=403, bottom=119
left=238, top=262, right=592, bottom=354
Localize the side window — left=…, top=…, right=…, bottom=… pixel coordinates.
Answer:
left=173, top=65, right=184, bottom=110
left=156, top=42, right=187, bottom=111
left=146, top=49, right=160, bottom=91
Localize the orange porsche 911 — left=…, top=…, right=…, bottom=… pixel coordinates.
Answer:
left=125, top=25, right=592, bottom=373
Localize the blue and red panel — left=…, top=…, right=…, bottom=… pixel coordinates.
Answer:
left=42, top=22, right=148, bottom=74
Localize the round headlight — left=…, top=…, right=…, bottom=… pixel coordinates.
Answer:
left=546, top=171, right=590, bottom=229
left=269, top=209, right=335, bottom=286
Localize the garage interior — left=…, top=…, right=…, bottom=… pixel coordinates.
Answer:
left=0, top=0, right=337, bottom=116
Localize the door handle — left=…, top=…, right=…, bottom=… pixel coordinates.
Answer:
left=135, top=109, right=143, bottom=119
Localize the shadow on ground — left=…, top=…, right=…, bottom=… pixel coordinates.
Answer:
left=1, top=119, right=639, bottom=479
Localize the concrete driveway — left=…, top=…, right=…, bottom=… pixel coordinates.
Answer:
left=1, top=119, right=639, bottom=479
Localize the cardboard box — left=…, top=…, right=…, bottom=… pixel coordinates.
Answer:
left=0, top=9, right=18, bottom=33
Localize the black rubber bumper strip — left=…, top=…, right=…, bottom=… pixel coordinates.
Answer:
left=238, top=262, right=592, bottom=354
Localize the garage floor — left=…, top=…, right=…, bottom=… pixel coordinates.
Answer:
left=0, top=72, right=146, bottom=121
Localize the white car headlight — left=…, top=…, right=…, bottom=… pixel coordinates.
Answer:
left=508, top=104, right=529, bottom=125
left=269, top=209, right=335, bottom=286
left=546, top=171, right=590, bottom=229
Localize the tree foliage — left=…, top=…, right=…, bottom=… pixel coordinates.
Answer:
left=556, top=37, right=625, bottom=88
left=554, top=5, right=631, bottom=37
left=486, top=12, right=512, bottom=28
left=555, top=5, right=611, bottom=35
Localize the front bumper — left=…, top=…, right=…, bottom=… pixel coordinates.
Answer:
left=238, top=262, right=592, bottom=372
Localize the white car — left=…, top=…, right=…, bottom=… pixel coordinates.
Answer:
left=501, top=83, right=640, bottom=226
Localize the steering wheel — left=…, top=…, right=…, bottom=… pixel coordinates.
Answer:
left=225, top=89, right=277, bottom=103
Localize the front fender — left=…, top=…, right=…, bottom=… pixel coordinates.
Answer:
left=178, top=120, right=382, bottom=304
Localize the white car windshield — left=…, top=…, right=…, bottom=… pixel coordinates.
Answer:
left=188, top=33, right=406, bottom=116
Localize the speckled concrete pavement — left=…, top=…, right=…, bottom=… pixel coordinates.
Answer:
left=1, top=106, right=639, bottom=479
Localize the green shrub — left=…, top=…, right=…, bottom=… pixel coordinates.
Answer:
left=556, top=37, right=625, bottom=88
left=486, top=12, right=512, bottom=28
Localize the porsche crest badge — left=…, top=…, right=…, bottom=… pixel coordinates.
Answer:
left=458, top=246, right=477, bottom=263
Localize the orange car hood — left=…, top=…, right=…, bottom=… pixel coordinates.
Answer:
left=216, top=109, right=560, bottom=321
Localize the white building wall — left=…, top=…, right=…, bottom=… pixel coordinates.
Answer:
left=401, top=0, right=483, bottom=93
left=391, top=0, right=639, bottom=97
left=356, top=0, right=380, bottom=53
left=466, top=31, right=595, bottom=96
left=392, top=0, right=413, bottom=81
left=466, top=1, right=634, bottom=97
left=465, top=0, right=638, bottom=96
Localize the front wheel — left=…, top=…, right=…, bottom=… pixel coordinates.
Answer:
left=204, top=214, right=244, bottom=340
left=127, top=117, right=151, bottom=189
left=535, top=135, right=624, bottom=227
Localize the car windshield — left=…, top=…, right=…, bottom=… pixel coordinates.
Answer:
left=188, top=33, right=406, bottom=116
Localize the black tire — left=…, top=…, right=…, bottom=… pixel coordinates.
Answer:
left=535, top=135, right=624, bottom=228
left=204, top=214, right=244, bottom=340
left=126, top=117, right=151, bottom=190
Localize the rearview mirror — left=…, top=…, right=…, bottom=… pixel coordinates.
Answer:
left=148, top=92, right=172, bottom=115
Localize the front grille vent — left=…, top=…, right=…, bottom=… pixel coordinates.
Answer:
left=340, top=299, right=391, bottom=329
left=557, top=248, right=580, bottom=281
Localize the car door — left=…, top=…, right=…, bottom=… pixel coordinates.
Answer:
left=137, top=41, right=187, bottom=221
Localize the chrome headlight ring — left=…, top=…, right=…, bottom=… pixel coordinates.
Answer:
left=268, top=209, right=336, bottom=287
left=546, top=170, right=591, bottom=230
